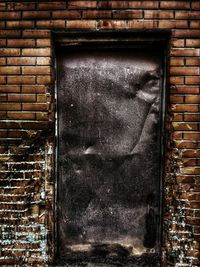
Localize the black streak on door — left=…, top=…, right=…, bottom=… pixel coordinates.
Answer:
left=57, top=47, right=163, bottom=265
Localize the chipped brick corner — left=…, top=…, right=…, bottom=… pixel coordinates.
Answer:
left=0, top=1, right=200, bottom=266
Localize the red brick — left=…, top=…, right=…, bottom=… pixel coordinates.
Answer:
left=173, top=29, right=200, bottom=38
left=22, top=66, right=51, bottom=75
left=160, top=1, right=190, bottom=9
left=172, top=122, right=198, bottom=131
left=7, top=39, right=35, bottom=47
left=0, top=58, right=6, bottom=65
left=6, top=21, right=35, bottom=29
left=144, top=10, right=174, bottom=19
left=190, top=21, right=200, bottom=29
left=22, top=30, right=51, bottom=38
left=7, top=57, right=36, bottom=66
left=170, top=48, right=200, bottom=57
left=82, top=10, right=112, bottom=19
left=0, top=3, right=6, bottom=10
left=159, top=20, right=188, bottom=28
left=0, top=85, right=20, bottom=92
left=184, top=114, right=200, bottom=121
left=0, top=11, right=21, bottom=20
left=113, top=10, right=143, bottom=19
left=7, top=2, right=36, bottom=10
left=22, top=85, right=48, bottom=93
left=192, top=2, right=200, bottom=10
left=185, top=76, right=200, bottom=85
left=184, top=133, right=200, bottom=140
left=170, top=95, right=184, bottom=103
left=22, top=11, right=51, bottom=19
left=0, top=48, right=20, bottom=56
left=67, top=1, right=97, bottom=9
left=186, top=39, right=200, bottom=47
left=7, top=94, right=36, bottom=102
left=172, top=113, right=183, bottom=121
left=185, top=96, right=200, bottom=103
left=186, top=58, right=200, bottom=66
left=175, top=11, right=200, bottom=19
left=36, top=57, right=51, bottom=66
left=170, top=76, right=184, bottom=84
left=7, top=76, right=36, bottom=84
left=0, top=76, right=6, bottom=84
left=22, top=103, right=49, bottom=111
left=0, top=30, right=21, bottom=37
left=36, top=76, right=52, bottom=84
left=170, top=85, right=199, bottom=94
left=170, top=67, right=199, bottom=75
left=127, top=20, right=158, bottom=29
left=170, top=58, right=184, bottom=66
left=36, top=39, right=51, bottom=47
left=52, top=11, right=81, bottom=19
left=36, top=20, right=65, bottom=28
left=171, top=39, right=185, bottom=47
left=0, top=39, right=6, bottom=47
left=0, top=103, right=21, bottom=110
left=38, top=2, right=66, bottom=10
left=171, top=104, right=199, bottom=112
left=0, top=67, right=20, bottom=75
left=22, top=48, right=51, bottom=56
left=67, top=20, right=96, bottom=28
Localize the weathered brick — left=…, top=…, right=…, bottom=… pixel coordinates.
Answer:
left=8, top=2, right=36, bottom=10
left=170, top=67, right=199, bottom=75
left=0, top=66, right=20, bottom=75
left=160, top=1, right=190, bottom=9
left=190, top=21, right=200, bottom=29
left=186, top=39, right=200, bottom=47
left=8, top=94, right=36, bottom=102
left=113, top=10, right=143, bottom=19
left=67, top=1, right=97, bottom=9
left=36, top=20, right=65, bottom=28
left=172, top=122, right=198, bottom=131
left=184, top=133, right=200, bottom=140
left=185, top=76, right=200, bottom=85
left=52, top=10, right=81, bottom=19
left=144, top=10, right=174, bottom=19
left=185, top=58, right=200, bottom=66
left=6, top=21, right=35, bottom=29
left=36, top=76, right=52, bottom=84
left=127, top=20, right=158, bottom=29
left=173, top=29, right=200, bottom=38
left=82, top=10, right=112, bottom=19
left=185, top=96, right=200, bottom=103
left=36, top=57, right=51, bottom=66
left=22, top=66, right=51, bottom=75
left=22, top=103, right=49, bottom=111
left=7, top=112, right=35, bottom=120
left=170, top=48, right=200, bottom=57
left=22, top=48, right=51, bottom=56
left=38, top=2, right=66, bottom=10
left=22, top=30, right=51, bottom=38
left=7, top=39, right=35, bottom=47
left=7, top=76, right=36, bottom=84
left=0, top=30, right=21, bottom=37
left=175, top=11, right=200, bottom=19
left=170, top=57, right=184, bottom=66
left=170, top=85, right=199, bottom=94
left=0, top=103, right=21, bottom=111
left=0, top=48, right=20, bottom=56
left=22, top=11, right=51, bottom=19
left=184, top=114, right=200, bottom=121
left=22, top=85, right=48, bottom=93
left=171, top=104, right=199, bottom=112
left=0, top=11, right=21, bottom=20
left=0, top=58, right=6, bottom=65
left=7, top=57, right=36, bottom=66
left=192, top=2, right=200, bottom=10
left=67, top=20, right=96, bottom=28
left=0, top=85, right=20, bottom=93
left=171, top=39, right=185, bottom=47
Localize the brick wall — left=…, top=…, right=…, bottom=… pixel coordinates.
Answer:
left=0, top=1, right=199, bottom=266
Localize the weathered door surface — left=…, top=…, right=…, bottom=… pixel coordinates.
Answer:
left=57, top=46, right=164, bottom=266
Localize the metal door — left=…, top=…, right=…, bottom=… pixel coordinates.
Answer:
left=56, top=46, right=164, bottom=266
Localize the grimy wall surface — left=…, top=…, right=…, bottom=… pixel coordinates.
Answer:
left=0, top=1, right=199, bottom=266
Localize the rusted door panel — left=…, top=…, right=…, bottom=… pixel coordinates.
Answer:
left=57, top=47, right=163, bottom=265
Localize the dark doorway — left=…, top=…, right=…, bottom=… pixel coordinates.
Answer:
left=56, top=42, right=165, bottom=266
